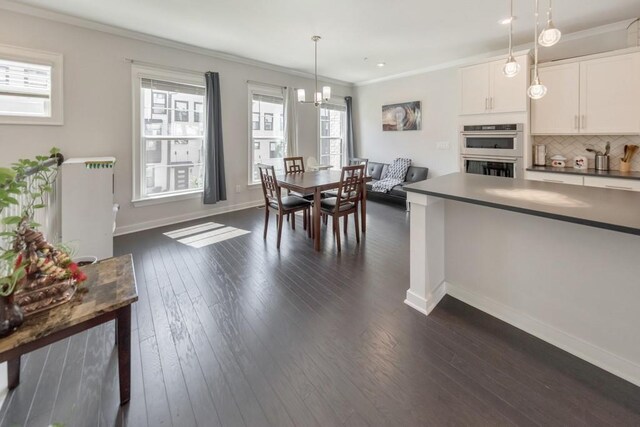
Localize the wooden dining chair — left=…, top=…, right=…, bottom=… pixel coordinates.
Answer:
left=319, top=164, right=365, bottom=252
left=349, top=157, right=369, bottom=172
left=283, top=156, right=314, bottom=200
left=258, top=164, right=312, bottom=249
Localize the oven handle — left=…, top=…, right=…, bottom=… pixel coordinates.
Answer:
left=462, top=156, right=519, bottom=163
left=461, top=132, right=520, bottom=137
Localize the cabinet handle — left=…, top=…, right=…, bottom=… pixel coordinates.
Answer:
left=543, top=179, right=564, bottom=183
left=605, top=185, right=632, bottom=191
left=485, top=98, right=489, bottom=110
left=490, top=97, right=494, bottom=110
left=574, top=115, right=579, bottom=130
left=581, top=115, right=586, bottom=129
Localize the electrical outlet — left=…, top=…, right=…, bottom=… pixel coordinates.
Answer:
left=437, top=141, right=450, bottom=150
left=235, top=184, right=242, bottom=193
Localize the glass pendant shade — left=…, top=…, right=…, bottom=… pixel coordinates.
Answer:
left=315, top=92, right=322, bottom=103
left=297, top=89, right=306, bottom=103
left=322, top=86, right=331, bottom=100
left=538, top=24, right=561, bottom=47
left=527, top=77, right=547, bottom=99
left=503, top=56, right=520, bottom=77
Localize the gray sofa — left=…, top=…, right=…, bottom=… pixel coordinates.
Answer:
left=365, top=161, right=429, bottom=206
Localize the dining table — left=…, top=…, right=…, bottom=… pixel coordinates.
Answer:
left=277, top=170, right=371, bottom=251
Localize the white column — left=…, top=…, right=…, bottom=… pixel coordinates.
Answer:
left=404, top=192, right=446, bottom=315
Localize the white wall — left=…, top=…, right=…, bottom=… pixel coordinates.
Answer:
left=353, top=68, right=460, bottom=177
left=0, top=10, right=352, bottom=234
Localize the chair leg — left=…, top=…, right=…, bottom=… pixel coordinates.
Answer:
left=354, top=211, right=360, bottom=244
left=287, top=213, right=290, bottom=222
left=277, top=212, right=284, bottom=249
left=307, top=209, right=312, bottom=238
left=263, top=209, right=269, bottom=239
left=303, top=209, right=307, bottom=231
left=334, top=216, right=341, bottom=252
left=291, top=212, right=296, bottom=230
left=343, top=215, right=348, bottom=235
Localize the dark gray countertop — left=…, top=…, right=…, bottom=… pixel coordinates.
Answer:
left=404, top=173, right=640, bottom=236
left=527, top=166, right=640, bottom=180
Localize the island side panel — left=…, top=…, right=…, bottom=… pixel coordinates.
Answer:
left=444, top=199, right=640, bottom=386
left=405, top=192, right=446, bottom=315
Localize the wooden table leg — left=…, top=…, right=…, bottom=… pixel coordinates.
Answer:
left=7, top=357, right=20, bottom=390
left=361, top=180, right=367, bottom=233
left=117, top=305, right=131, bottom=405
left=314, top=188, right=322, bottom=251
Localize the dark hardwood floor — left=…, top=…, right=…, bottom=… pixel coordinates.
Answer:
left=1, top=200, right=639, bottom=426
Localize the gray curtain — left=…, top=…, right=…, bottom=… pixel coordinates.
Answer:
left=345, top=96, right=355, bottom=160
left=203, top=71, right=227, bottom=204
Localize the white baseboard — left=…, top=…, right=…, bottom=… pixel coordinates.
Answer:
left=114, top=200, right=263, bottom=236
left=445, top=282, right=640, bottom=388
left=404, top=280, right=446, bottom=316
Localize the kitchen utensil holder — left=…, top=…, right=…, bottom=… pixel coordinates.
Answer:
left=595, top=155, right=610, bottom=171
left=620, top=160, right=632, bottom=172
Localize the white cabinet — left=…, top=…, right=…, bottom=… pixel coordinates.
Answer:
left=525, top=171, right=584, bottom=186
left=532, top=51, right=640, bottom=135
left=460, top=55, right=529, bottom=115
left=531, top=63, right=580, bottom=134
left=580, top=53, right=640, bottom=134
left=583, top=177, right=640, bottom=192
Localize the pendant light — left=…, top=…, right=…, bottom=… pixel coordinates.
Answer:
left=502, top=0, right=520, bottom=77
left=297, top=36, right=331, bottom=107
left=538, top=0, right=562, bottom=47
left=527, top=0, right=547, bottom=99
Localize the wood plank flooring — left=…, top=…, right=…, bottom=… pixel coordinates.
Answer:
left=1, top=201, right=639, bottom=426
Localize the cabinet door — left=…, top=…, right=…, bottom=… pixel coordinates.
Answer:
left=489, top=55, right=528, bottom=113
left=460, top=63, right=489, bottom=115
left=580, top=52, right=640, bottom=134
left=525, top=171, right=584, bottom=186
left=583, top=176, right=640, bottom=192
left=531, top=63, right=580, bottom=134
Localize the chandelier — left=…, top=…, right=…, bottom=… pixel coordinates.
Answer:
left=297, top=36, right=331, bottom=107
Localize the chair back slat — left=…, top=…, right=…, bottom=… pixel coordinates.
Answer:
left=284, top=157, right=305, bottom=174
left=336, top=164, right=364, bottom=206
left=257, top=164, right=281, bottom=206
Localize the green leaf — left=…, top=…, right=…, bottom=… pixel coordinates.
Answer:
left=33, top=204, right=46, bottom=209
left=0, top=231, right=15, bottom=237
left=1, top=216, right=22, bottom=225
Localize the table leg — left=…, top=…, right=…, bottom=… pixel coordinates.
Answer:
left=7, top=357, right=20, bottom=390
left=117, top=305, right=131, bottom=405
left=314, top=188, right=322, bottom=251
left=361, top=181, right=367, bottom=233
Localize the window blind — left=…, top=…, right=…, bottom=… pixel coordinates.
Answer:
left=0, top=59, right=51, bottom=98
left=141, top=78, right=204, bottom=96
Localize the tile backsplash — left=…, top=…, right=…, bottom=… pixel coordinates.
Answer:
left=534, top=135, right=640, bottom=171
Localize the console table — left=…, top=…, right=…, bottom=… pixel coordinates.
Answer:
left=0, top=254, right=138, bottom=405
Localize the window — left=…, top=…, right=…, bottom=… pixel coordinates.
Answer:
left=194, top=101, right=202, bottom=122
left=249, top=85, right=285, bottom=184
left=0, top=45, right=63, bottom=125
left=319, top=103, right=347, bottom=170
left=174, top=100, right=188, bottom=122
left=278, top=114, right=284, bottom=131
left=132, top=65, right=206, bottom=203
left=264, top=112, right=274, bottom=131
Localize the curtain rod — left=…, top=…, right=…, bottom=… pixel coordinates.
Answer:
left=124, top=58, right=205, bottom=77
left=247, top=80, right=287, bottom=90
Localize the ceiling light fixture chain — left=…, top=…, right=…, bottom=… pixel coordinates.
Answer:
left=503, top=0, right=520, bottom=77
left=527, top=0, right=548, bottom=99
left=298, top=35, right=331, bottom=107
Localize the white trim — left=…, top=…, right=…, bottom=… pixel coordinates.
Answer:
left=114, top=199, right=263, bottom=236
left=0, top=0, right=352, bottom=88
left=404, top=280, right=447, bottom=316
left=537, top=46, right=640, bottom=68
left=0, top=43, right=63, bottom=125
left=355, top=19, right=633, bottom=86
left=131, top=190, right=203, bottom=207
left=444, top=281, right=640, bottom=388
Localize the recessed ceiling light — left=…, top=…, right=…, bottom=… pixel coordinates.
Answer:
left=376, top=62, right=386, bottom=67
left=499, top=16, right=516, bottom=25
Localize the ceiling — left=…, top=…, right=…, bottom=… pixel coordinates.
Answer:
left=10, top=0, right=640, bottom=83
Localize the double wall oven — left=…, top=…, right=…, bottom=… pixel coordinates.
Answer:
left=460, top=124, right=524, bottom=179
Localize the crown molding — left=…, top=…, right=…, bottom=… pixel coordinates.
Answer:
left=355, top=19, right=635, bottom=86
left=0, top=0, right=353, bottom=87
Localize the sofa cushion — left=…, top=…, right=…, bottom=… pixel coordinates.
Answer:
left=405, top=166, right=429, bottom=183
left=367, top=162, right=388, bottom=180
left=389, top=185, right=406, bottom=198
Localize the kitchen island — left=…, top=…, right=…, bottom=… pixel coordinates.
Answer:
left=404, top=173, right=640, bottom=386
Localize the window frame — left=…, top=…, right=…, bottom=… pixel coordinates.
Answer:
left=0, top=44, right=63, bottom=125
left=131, top=65, right=206, bottom=206
left=317, top=100, right=348, bottom=170
left=264, top=112, right=274, bottom=131
left=247, top=84, right=286, bottom=186
left=174, top=100, right=189, bottom=122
